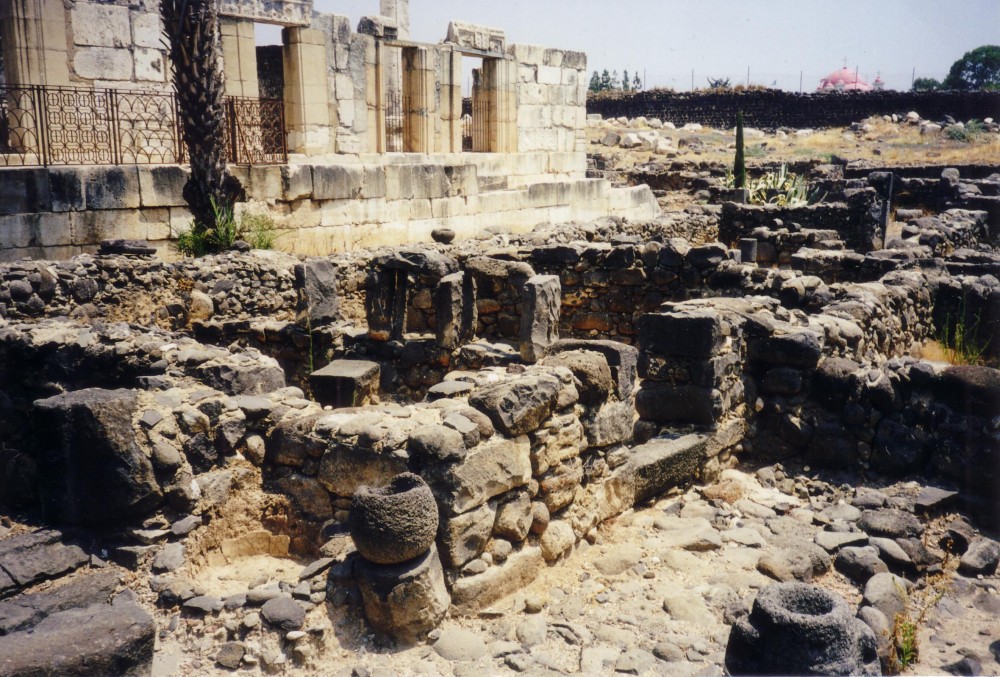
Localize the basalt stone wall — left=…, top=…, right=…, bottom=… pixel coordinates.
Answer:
left=0, top=319, right=290, bottom=523
left=0, top=251, right=303, bottom=326
left=264, top=357, right=655, bottom=607
left=719, top=189, right=883, bottom=252
left=632, top=284, right=998, bottom=528
left=587, top=90, right=1000, bottom=130
left=751, top=349, right=1000, bottom=528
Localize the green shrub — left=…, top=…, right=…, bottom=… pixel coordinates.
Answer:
left=723, top=164, right=821, bottom=207
left=240, top=212, right=279, bottom=250
left=174, top=202, right=279, bottom=257
left=945, top=119, right=985, bottom=143
left=939, top=302, right=988, bottom=366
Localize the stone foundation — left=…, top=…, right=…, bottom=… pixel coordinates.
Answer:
left=0, top=154, right=658, bottom=261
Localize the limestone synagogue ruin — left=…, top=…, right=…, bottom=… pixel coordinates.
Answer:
left=0, top=0, right=997, bottom=675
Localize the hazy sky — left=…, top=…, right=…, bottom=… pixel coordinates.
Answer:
left=259, top=0, right=1000, bottom=92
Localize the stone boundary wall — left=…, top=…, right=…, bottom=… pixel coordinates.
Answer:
left=586, top=90, right=1000, bottom=130
left=0, top=154, right=659, bottom=261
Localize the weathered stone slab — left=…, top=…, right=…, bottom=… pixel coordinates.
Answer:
left=468, top=375, right=560, bottom=436
left=632, top=435, right=707, bottom=502
left=638, top=310, right=725, bottom=359
left=317, top=443, right=408, bottom=499
left=0, top=571, right=120, bottom=634
left=434, top=272, right=477, bottom=350
left=635, top=382, right=723, bottom=425
left=445, top=20, right=505, bottom=53
left=520, top=275, right=561, bottom=362
left=0, top=595, right=154, bottom=677
left=424, top=436, right=531, bottom=515
left=450, top=546, right=544, bottom=612
left=32, top=389, right=161, bottom=527
left=310, top=359, right=380, bottom=408
left=565, top=466, right=636, bottom=538
left=356, top=545, right=450, bottom=643
left=298, top=259, right=340, bottom=326
left=549, top=339, right=639, bottom=399
left=582, top=400, right=634, bottom=448
left=438, top=502, right=496, bottom=568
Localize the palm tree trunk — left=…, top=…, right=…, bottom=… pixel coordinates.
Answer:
left=160, top=0, right=244, bottom=237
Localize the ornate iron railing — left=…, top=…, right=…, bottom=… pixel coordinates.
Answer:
left=0, top=84, right=287, bottom=167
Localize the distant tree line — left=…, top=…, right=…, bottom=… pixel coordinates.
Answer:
left=589, top=69, right=643, bottom=93
left=912, top=45, right=1000, bottom=92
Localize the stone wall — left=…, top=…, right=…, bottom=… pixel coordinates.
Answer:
left=511, top=45, right=588, bottom=154
left=719, top=189, right=884, bottom=253
left=587, top=89, right=1000, bottom=131
left=313, top=14, right=374, bottom=155
left=261, top=349, right=739, bottom=608
left=67, top=0, right=168, bottom=89
left=629, top=280, right=998, bottom=527
left=0, top=158, right=658, bottom=261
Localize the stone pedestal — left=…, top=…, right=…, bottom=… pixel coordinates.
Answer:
left=434, top=271, right=477, bottom=350
left=355, top=544, right=451, bottom=643
left=309, top=359, right=379, bottom=408
left=520, top=274, right=561, bottom=363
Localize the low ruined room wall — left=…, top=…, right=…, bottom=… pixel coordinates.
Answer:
left=586, top=89, right=1000, bottom=131
left=0, top=155, right=658, bottom=261
left=719, top=189, right=883, bottom=252
left=263, top=359, right=645, bottom=605
left=629, top=289, right=997, bottom=527
left=0, top=319, right=291, bottom=524
left=749, top=352, right=999, bottom=528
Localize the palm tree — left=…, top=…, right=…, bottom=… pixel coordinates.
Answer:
left=160, top=0, right=244, bottom=246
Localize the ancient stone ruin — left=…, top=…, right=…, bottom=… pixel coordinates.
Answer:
left=0, top=0, right=999, bottom=675
left=1, top=154, right=998, bottom=674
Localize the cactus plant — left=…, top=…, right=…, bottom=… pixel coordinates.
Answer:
left=733, top=110, right=747, bottom=189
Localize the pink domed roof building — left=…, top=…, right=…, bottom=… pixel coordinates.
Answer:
left=817, top=67, right=873, bottom=92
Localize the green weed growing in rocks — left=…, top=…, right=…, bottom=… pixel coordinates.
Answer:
left=174, top=201, right=279, bottom=256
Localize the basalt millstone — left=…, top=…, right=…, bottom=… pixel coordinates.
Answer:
left=725, top=582, right=880, bottom=676
left=349, top=473, right=439, bottom=565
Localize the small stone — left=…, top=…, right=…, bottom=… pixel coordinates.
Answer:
left=170, top=515, right=203, bottom=536
left=298, top=557, right=335, bottom=581
left=524, top=594, right=546, bottom=613
left=834, top=546, right=888, bottom=584
left=242, top=612, right=260, bottom=629
left=433, top=626, right=487, bottom=661
left=246, top=586, right=282, bottom=605
left=152, top=542, right=185, bottom=573
left=515, top=615, right=547, bottom=647
left=183, top=595, right=221, bottom=614
left=858, top=509, right=923, bottom=539
left=216, top=641, right=245, bottom=669
left=862, top=572, right=910, bottom=621
left=462, top=559, right=488, bottom=576
left=959, top=538, right=1000, bottom=577
left=914, top=486, right=958, bottom=512
left=653, top=642, right=684, bottom=662
left=261, top=597, right=305, bottom=630
left=943, top=656, right=982, bottom=676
